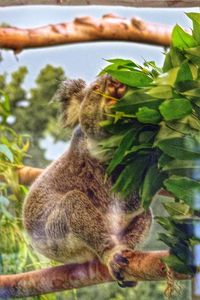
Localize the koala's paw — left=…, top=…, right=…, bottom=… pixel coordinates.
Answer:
left=107, top=248, right=137, bottom=288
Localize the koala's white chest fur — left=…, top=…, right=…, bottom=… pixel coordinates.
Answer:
left=105, top=206, right=145, bottom=235
left=87, top=138, right=109, bottom=162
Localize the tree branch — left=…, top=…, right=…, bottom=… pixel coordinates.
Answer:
left=0, top=14, right=173, bottom=51
left=0, top=166, right=43, bottom=185
left=0, top=251, right=190, bottom=298
left=0, top=0, right=198, bottom=7
left=17, top=166, right=43, bottom=185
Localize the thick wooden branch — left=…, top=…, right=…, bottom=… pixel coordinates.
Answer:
left=0, top=15, right=173, bottom=51
left=0, top=251, right=189, bottom=298
left=0, top=166, right=43, bottom=185
left=0, top=0, right=198, bottom=7
left=17, top=166, right=43, bottom=185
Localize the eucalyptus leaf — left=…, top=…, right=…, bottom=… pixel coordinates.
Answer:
left=163, top=52, right=173, bottom=72
left=155, top=122, right=183, bottom=143
left=136, top=107, right=162, bottom=124
left=164, top=175, right=200, bottom=210
left=182, top=87, right=200, bottom=97
left=169, top=48, right=185, bottom=68
left=153, top=68, right=179, bottom=86
left=147, top=85, right=173, bottom=99
left=0, top=144, right=14, bottom=162
left=99, top=59, right=138, bottom=75
left=141, top=164, right=166, bottom=209
left=112, top=155, right=149, bottom=197
left=187, top=12, right=200, bottom=43
left=167, top=117, right=200, bottom=134
left=106, top=70, right=152, bottom=87
left=172, top=24, right=197, bottom=49
left=175, top=62, right=193, bottom=83
left=114, top=90, right=162, bottom=114
left=162, top=159, right=200, bottom=172
left=106, top=58, right=138, bottom=68
left=106, top=128, right=137, bottom=175
left=125, top=144, right=152, bottom=156
left=138, top=130, right=157, bottom=143
left=156, top=136, right=200, bottom=160
left=185, top=46, right=200, bottom=57
left=163, top=255, right=194, bottom=275
left=163, top=201, right=190, bottom=216
left=159, top=98, right=192, bottom=121
left=156, top=216, right=173, bottom=231
left=158, top=153, right=173, bottom=168
left=175, top=80, right=200, bottom=92
left=171, top=243, right=193, bottom=264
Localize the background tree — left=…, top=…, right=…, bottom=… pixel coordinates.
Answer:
left=0, top=65, right=67, bottom=167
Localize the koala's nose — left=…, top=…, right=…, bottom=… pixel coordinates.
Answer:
left=107, top=79, right=126, bottom=99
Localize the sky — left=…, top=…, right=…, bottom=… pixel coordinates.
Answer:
left=0, top=5, right=200, bottom=159
left=0, top=5, right=200, bottom=87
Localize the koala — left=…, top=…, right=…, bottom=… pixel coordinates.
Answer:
left=23, top=75, right=152, bottom=287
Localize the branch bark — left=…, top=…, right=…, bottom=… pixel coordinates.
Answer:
left=17, top=166, right=43, bottom=185
left=0, top=0, right=198, bottom=7
left=0, top=14, right=173, bottom=51
left=0, top=251, right=189, bottom=298
left=0, top=166, right=43, bottom=185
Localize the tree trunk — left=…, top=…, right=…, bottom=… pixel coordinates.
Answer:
left=0, top=15, right=173, bottom=51
left=0, top=0, right=198, bottom=7
left=0, top=251, right=189, bottom=298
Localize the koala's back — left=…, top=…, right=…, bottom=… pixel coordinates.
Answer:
left=23, top=127, right=146, bottom=263
left=23, top=128, right=112, bottom=261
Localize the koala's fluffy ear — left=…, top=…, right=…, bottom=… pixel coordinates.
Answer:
left=54, top=79, right=86, bottom=128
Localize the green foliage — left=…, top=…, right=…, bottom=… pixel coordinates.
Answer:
left=0, top=92, right=38, bottom=274
left=99, top=13, right=200, bottom=275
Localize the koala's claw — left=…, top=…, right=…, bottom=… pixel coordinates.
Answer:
left=114, top=270, right=124, bottom=281
left=113, top=253, right=129, bottom=266
left=109, top=249, right=136, bottom=288
left=118, top=281, right=137, bottom=288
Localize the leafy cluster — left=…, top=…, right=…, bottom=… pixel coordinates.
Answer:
left=100, top=13, right=200, bottom=274
left=0, top=91, right=39, bottom=274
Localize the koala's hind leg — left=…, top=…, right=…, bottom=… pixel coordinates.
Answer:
left=45, top=190, right=116, bottom=260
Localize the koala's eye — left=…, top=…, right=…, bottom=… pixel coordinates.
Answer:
left=93, top=84, right=100, bottom=90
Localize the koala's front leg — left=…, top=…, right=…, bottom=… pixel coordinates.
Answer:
left=104, top=210, right=152, bottom=286
left=45, top=190, right=116, bottom=259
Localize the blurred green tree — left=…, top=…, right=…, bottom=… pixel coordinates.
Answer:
left=0, top=65, right=67, bottom=167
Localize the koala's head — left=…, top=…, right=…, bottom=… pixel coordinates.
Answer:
left=55, top=75, right=126, bottom=140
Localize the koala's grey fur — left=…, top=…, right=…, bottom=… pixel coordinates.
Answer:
left=23, top=75, right=152, bottom=284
